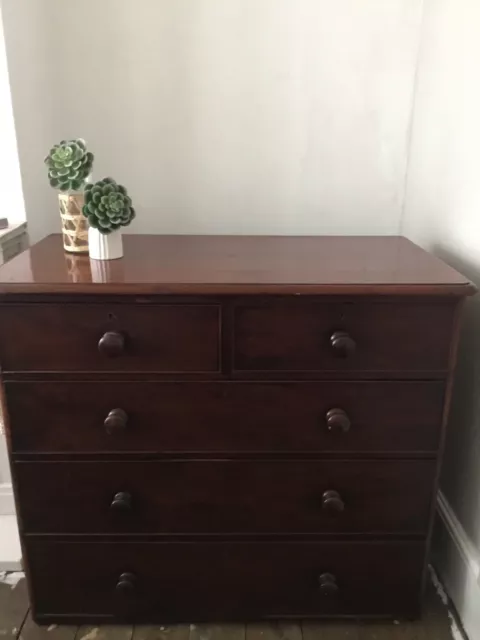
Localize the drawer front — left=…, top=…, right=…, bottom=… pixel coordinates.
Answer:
left=234, top=300, right=456, bottom=372
left=16, top=460, right=435, bottom=535
left=27, top=540, right=425, bottom=620
left=0, top=304, right=219, bottom=372
left=7, top=381, right=445, bottom=454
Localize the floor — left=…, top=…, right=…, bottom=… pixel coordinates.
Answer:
left=0, top=574, right=462, bottom=640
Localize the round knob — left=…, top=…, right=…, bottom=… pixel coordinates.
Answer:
left=330, top=330, right=356, bottom=357
left=110, top=491, right=132, bottom=512
left=325, top=408, right=351, bottom=433
left=104, top=408, right=128, bottom=435
left=115, top=572, right=136, bottom=596
left=98, top=331, right=125, bottom=357
left=318, top=573, right=339, bottom=597
left=322, top=490, right=345, bottom=513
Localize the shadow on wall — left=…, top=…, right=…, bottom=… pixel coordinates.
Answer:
left=432, top=243, right=480, bottom=555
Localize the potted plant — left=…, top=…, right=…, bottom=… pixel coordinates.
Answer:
left=44, top=138, right=94, bottom=253
left=82, top=177, right=135, bottom=260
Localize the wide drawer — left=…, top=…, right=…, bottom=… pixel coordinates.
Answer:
left=0, top=303, right=220, bottom=372
left=16, top=460, right=436, bottom=535
left=233, top=299, right=456, bottom=373
left=26, top=539, right=425, bottom=620
left=6, top=381, right=445, bottom=454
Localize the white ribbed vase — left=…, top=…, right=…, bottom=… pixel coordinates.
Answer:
left=88, top=227, right=123, bottom=260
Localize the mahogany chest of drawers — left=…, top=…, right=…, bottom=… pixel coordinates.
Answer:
left=0, top=234, right=475, bottom=623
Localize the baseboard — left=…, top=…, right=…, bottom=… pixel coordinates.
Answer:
left=434, top=491, right=480, bottom=640
left=0, top=515, right=21, bottom=571
left=0, top=482, right=15, bottom=516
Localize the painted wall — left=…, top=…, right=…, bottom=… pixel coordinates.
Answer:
left=1, top=0, right=56, bottom=244
left=3, top=0, right=423, bottom=242
left=402, top=0, right=480, bottom=636
left=0, top=7, right=25, bottom=227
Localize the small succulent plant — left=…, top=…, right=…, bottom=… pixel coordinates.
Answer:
left=82, top=177, right=135, bottom=234
left=44, top=138, right=94, bottom=192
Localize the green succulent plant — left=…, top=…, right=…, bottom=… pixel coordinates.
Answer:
left=82, top=177, right=135, bottom=234
left=44, top=138, right=94, bottom=192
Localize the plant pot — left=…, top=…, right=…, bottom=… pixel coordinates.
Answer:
left=88, top=227, right=123, bottom=260
left=58, top=193, right=88, bottom=253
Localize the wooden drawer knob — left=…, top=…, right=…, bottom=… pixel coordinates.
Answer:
left=325, top=408, right=351, bottom=433
left=98, top=331, right=125, bottom=357
left=111, top=491, right=132, bottom=512
left=322, top=490, right=345, bottom=513
left=330, top=330, right=356, bottom=357
left=318, top=572, right=339, bottom=596
left=104, top=408, right=128, bottom=435
left=115, top=572, right=136, bottom=596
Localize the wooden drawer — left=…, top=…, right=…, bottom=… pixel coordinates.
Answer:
left=0, top=303, right=220, bottom=372
left=6, top=381, right=445, bottom=454
left=233, top=299, right=456, bottom=373
left=16, top=460, right=435, bottom=535
left=26, top=539, right=425, bottom=621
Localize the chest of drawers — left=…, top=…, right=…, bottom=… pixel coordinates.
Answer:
left=0, top=234, right=475, bottom=624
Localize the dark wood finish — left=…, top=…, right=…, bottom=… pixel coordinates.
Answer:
left=115, top=573, right=137, bottom=596
left=15, top=460, right=435, bottom=535
left=318, top=573, right=339, bottom=597
left=110, top=492, right=133, bottom=512
left=104, top=408, right=129, bottom=436
left=325, top=408, right=351, bottom=434
left=330, top=331, right=356, bottom=358
left=98, top=331, right=126, bottom=358
left=5, top=381, right=445, bottom=455
left=0, top=235, right=474, bottom=296
left=26, top=540, right=425, bottom=620
left=0, top=234, right=474, bottom=623
left=0, top=304, right=220, bottom=372
left=233, top=300, right=456, bottom=373
left=322, top=490, right=345, bottom=513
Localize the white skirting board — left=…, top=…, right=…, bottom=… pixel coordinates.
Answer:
left=0, top=482, right=14, bottom=515
left=0, top=515, right=21, bottom=571
left=0, top=482, right=21, bottom=571
left=433, top=491, right=480, bottom=640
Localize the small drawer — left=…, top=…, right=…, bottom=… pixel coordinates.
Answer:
left=26, top=539, right=425, bottom=621
left=16, top=460, right=435, bottom=535
left=233, top=299, right=456, bottom=373
left=6, top=380, right=445, bottom=454
left=0, top=303, right=220, bottom=372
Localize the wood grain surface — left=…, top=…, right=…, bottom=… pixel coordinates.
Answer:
left=25, top=540, right=425, bottom=621
left=5, top=380, right=445, bottom=455
left=15, top=459, right=435, bottom=535
left=1, top=234, right=474, bottom=622
left=0, top=235, right=474, bottom=296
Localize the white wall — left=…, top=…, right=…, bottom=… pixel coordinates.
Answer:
left=0, top=7, right=25, bottom=226
left=1, top=0, right=57, bottom=244
left=3, top=0, right=423, bottom=241
left=402, top=1, right=480, bottom=637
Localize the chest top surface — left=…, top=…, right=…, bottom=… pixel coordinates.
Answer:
left=0, top=234, right=474, bottom=296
